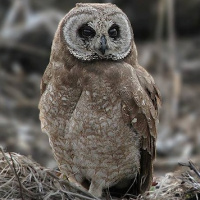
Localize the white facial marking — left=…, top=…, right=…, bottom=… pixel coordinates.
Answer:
left=63, top=6, right=133, bottom=61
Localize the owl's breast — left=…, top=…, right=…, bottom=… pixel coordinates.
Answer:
left=39, top=64, right=141, bottom=187
left=66, top=79, right=140, bottom=186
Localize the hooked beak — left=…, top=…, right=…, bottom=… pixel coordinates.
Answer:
left=99, top=35, right=107, bottom=55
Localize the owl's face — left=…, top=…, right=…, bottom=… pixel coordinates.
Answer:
left=62, top=3, right=133, bottom=61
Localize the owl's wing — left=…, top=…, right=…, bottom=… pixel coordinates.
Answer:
left=40, top=64, right=53, bottom=95
left=134, top=65, right=161, bottom=193
left=120, top=64, right=161, bottom=194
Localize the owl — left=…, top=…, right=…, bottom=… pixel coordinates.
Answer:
left=39, top=3, right=161, bottom=198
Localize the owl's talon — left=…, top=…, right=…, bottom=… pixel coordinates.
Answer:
left=89, top=181, right=103, bottom=198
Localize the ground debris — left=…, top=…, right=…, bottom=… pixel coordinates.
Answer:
left=0, top=148, right=199, bottom=200
left=0, top=147, right=96, bottom=200
left=137, top=161, right=200, bottom=200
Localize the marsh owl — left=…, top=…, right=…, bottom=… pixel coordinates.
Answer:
left=39, top=3, right=161, bottom=198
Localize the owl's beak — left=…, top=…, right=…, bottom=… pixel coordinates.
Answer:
left=99, top=35, right=107, bottom=55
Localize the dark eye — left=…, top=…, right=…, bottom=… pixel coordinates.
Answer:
left=78, top=24, right=96, bottom=38
left=108, top=24, right=120, bottom=39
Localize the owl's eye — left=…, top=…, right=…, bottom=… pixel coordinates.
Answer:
left=79, top=24, right=96, bottom=38
left=108, top=24, right=120, bottom=39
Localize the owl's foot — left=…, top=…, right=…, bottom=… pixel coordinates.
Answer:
left=68, top=176, right=84, bottom=188
left=88, top=180, right=103, bottom=198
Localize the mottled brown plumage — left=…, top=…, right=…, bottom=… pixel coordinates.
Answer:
left=39, top=3, right=161, bottom=198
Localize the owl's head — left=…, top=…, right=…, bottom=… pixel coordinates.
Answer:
left=61, top=3, right=134, bottom=61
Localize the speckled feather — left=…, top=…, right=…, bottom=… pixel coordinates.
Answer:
left=39, top=3, right=161, bottom=198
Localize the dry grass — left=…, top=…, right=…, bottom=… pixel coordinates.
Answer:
left=0, top=147, right=199, bottom=200
left=0, top=147, right=97, bottom=200
left=137, top=161, right=200, bottom=200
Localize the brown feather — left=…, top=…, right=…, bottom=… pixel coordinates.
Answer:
left=120, top=63, right=161, bottom=193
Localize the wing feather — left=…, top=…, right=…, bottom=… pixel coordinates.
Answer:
left=120, top=63, right=161, bottom=193
left=40, top=64, right=53, bottom=96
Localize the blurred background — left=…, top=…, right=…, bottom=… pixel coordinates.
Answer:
left=0, top=0, right=199, bottom=175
